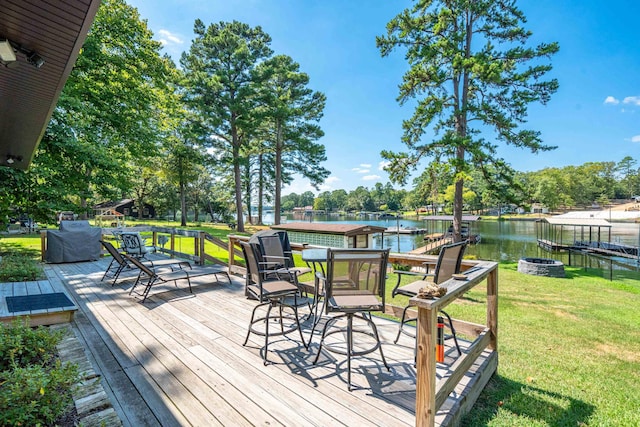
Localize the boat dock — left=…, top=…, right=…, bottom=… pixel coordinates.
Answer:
left=385, top=226, right=427, bottom=235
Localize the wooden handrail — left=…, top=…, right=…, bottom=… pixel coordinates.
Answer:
left=412, top=261, right=498, bottom=426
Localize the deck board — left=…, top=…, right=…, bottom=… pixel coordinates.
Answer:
left=1, top=274, right=78, bottom=326
left=33, top=256, right=495, bottom=426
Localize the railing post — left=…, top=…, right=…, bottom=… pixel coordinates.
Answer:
left=487, top=267, right=498, bottom=351
left=199, top=231, right=205, bottom=266
left=194, top=234, right=199, bottom=264
left=228, top=235, right=236, bottom=272
left=40, top=230, right=47, bottom=261
left=170, top=229, right=175, bottom=259
left=415, top=305, right=437, bottom=427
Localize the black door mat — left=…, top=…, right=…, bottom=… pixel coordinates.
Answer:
left=6, top=292, right=75, bottom=313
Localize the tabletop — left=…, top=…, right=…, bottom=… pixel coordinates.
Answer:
left=301, top=248, right=329, bottom=263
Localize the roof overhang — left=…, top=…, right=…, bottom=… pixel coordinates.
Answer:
left=0, top=0, right=101, bottom=170
left=541, top=217, right=612, bottom=227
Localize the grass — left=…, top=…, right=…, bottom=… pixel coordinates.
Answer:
left=3, top=222, right=639, bottom=425
left=451, top=263, right=640, bottom=426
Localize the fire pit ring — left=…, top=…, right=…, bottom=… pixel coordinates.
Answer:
left=518, top=257, right=565, bottom=278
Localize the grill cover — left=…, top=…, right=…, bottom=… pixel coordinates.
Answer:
left=45, top=221, right=101, bottom=263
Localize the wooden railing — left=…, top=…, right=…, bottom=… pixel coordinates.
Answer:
left=42, top=227, right=498, bottom=426
left=411, top=259, right=498, bottom=426
left=41, top=226, right=232, bottom=266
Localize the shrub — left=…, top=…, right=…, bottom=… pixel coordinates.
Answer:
left=0, top=252, right=45, bottom=282
left=0, top=362, right=78, bottom=426
left=0, top=319, right=62, bottom=371
left=0, top=319, right=79, bottom=426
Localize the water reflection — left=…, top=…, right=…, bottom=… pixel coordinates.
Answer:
left=259, top=212, right=640, bottom=266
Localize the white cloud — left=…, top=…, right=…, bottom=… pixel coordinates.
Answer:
left=352, top=167, right=370, bottom=174
left=325, top=176, right=340, bottom=184
left=378, top=160, right=390, bottom=171
left=604, top=96, right=619, bottom=105
left=623, top=96, right=640, bottom=106
left=631, top=135, right=640, bottom=143
left=359, top=163, right=372, bottom=168
left=157, top=29, right=184, bottom=46
left=362, top=174, right=381, bottom=181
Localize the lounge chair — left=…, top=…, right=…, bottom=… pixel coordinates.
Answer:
left=100, top=240, right=191, bottom=286
left=124, top=254, right=231, bottom=302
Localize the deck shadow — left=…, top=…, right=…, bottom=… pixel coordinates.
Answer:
left=460, top=374, right=595, bottom=426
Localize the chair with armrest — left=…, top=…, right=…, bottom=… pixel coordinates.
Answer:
left=100, top=240, right=191, bottom=286
left=256, top=233, right=311, bottom=293
left=392, top=240, right=467, bottom=355
left=119, top=231, right=158, bottom=259
left=312, top=248, right=390, bottom=391
left=240, top=241, right=308, bottom=365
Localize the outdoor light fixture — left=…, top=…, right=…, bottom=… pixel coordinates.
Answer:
left=0, top=39, right=16, bottom=63
left=0, top=37, right=44, bottom=68
left=26, top=51, right=45, bottom=68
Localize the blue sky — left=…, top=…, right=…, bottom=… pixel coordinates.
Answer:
left=127, top=0, right=640, bottom=195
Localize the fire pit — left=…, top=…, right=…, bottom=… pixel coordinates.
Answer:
left=518, top=257, right=565, bottom=278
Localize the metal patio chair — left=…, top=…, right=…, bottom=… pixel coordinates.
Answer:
left=312, top=248, right=390, bottom=391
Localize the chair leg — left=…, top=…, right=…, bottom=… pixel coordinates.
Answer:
left=347, top=314, right=353, bottom=391
left=289, top=298, right=308, bottom=349
left=101, top=259, right=116, bottom=282
left=367, top=316, right=390, bottom=371
left=278, top=302, right=285, bottom=334
left=263, top=303, right=274, bottom=365
left=394, top=304, right=414, bottom=344
left=440, top=310, right=462, bottom=356
left=313, top=316, right=335, bottom=365
left=111, top=264, right=127, bottom=286
left=244, top=302, right=262, bottom=346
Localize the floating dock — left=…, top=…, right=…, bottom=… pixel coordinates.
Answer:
left=385, top=226, right=427, bottom=235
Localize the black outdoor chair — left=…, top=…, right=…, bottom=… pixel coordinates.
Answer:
left=100, top=240, right=191, bottom=287
left=391, top=240, right=467, bottom=356
left=240, top=241, right=308, bottom=365
left=312, top=248, right=390, bottom=391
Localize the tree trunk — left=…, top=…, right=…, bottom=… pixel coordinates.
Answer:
left=231, top=120, right=245, bottom=232
left=180, top=180, right=187, bottom=227
left=274, top=120, right=283, bottom=225
left=257, top=153, right=264, bottom=225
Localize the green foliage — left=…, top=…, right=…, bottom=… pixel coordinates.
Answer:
left=0, top=252, right=45, bottom=282
left=0, top=320, right=79, bottom=426
left=0, top=320, right=62, bottom=371
left=0, top=362, right=78, bottom=426
left=378, top=0, right=559, bottom=239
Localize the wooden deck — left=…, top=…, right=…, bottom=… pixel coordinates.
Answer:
left=37, top=256, right=495, bottom=426
left=0, top=278, right=77, bottom=327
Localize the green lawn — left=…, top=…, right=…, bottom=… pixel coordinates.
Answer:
left=2, top=224, right=639, bottom=425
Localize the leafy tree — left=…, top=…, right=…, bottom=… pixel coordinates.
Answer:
left=34, top=0, right=173, bottom=218
left=181, top=20, right=273, bottom=232
left=258, top=55, right=329, bottom=224
left=331, top=189, right=348, bottom=211
left=378, top=0, right=559, bottom=241
left=299, top=191, right=316, bottom=207
left=616, top=156, right=638, bottom=198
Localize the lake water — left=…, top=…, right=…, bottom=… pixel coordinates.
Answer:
left=261, top=212, right=640, bottom=269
